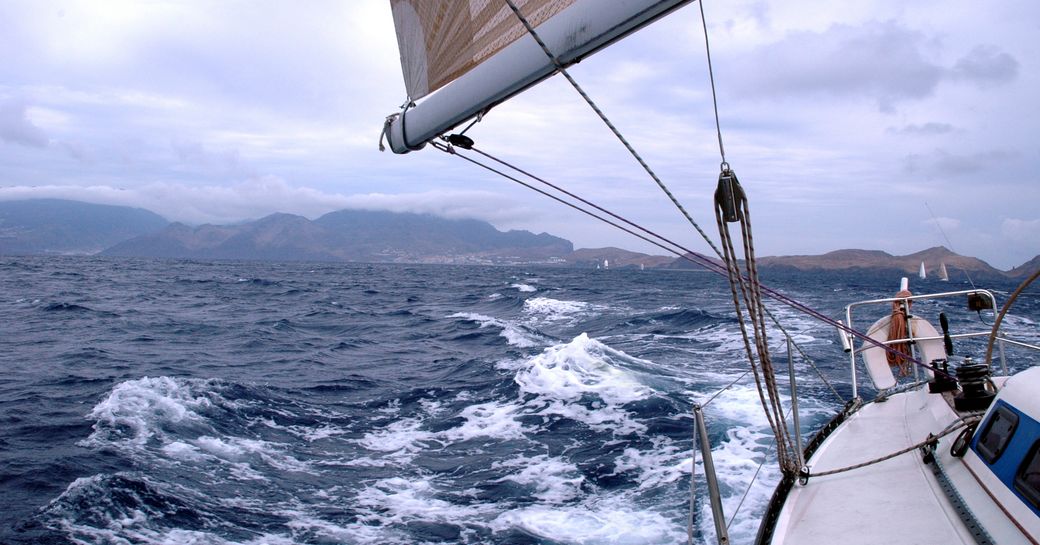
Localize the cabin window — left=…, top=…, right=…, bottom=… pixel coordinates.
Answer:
left=976, top=405, right=1018, bottom=464
left=1016, top=441, right=1040, bottom=509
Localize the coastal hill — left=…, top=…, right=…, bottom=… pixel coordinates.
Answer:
left=0, top=199, right=168, bottom=255
left=567, top=247, right=674, bottom=269
left=758, top=247, right=1006, bottom=279
left=1009, top=255, right=1040, bottom=279
left=103, top=209, right=574, bottom=264
left=669, top=246, right=1031, bottom=280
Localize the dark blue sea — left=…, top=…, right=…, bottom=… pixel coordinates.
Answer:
left=2, top=256, right=1037, bottom=544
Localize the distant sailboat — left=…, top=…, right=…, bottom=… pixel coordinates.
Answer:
left=918, top=261, right=926, bottom=280
left=603, top=259, right=609, bottom=269
left=939, top=262, right=949, bottom=281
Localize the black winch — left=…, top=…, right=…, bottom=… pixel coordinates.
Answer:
left=928, top=359, right=958, bottom=393
left=953, top=358, right=996, bottom=411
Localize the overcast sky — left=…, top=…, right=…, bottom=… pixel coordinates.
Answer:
left=1, top=0, right=1037, bottom=269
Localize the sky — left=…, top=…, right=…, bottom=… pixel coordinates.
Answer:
left=0, top=0, right=1037, bottom=269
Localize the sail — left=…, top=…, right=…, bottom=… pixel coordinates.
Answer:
left=939, top=262, right=949, bottom=281
left=390, top=0, right=576, bottom=101
left=918, top=261, right=926, bottom=280
left=384, top=0, right=691, bottom=153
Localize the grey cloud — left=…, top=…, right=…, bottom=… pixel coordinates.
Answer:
left=0, top=99, right=49, bottom=147
left=951, top=45, right=1018, bottom=86
left=889, top=122, right=955, bottom=135
left=170, top=139, right=256, bottom=179
left=730, top=21, right=1017, bottom=111
left=903, top=149, right=1018, bottom=178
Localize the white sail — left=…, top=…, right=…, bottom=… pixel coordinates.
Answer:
left=939, top=262, right=949, bottom=281
left=384, top=0, right=691, bottom=153
left=918, top=261, right=926, bottom=280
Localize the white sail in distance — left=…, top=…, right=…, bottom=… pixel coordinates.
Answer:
left=939, top=262, right=949, bottom=281
left=383, top=0, right=691, bottom=153
left=919, top=261, right=927, bottom=280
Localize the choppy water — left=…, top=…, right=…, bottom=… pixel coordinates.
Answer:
left=1, top=256, right=1037, bottom=544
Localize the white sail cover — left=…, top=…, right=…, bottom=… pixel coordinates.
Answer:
left=391, top=0, right=576, bottom=101
left=384, top=0, right=690, bottom=153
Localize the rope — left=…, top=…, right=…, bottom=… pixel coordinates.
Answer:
left=715, top=175, right=798, bottom=474
left=804, top=415, right=978, bottom=480
left=501, top=0, right=726, bottom=261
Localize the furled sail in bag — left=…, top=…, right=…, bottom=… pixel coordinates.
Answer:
left=384, top=0, right=690, bottom=154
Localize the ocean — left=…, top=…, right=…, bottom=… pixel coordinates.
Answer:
left=2, top=256, right=1037, bottom=545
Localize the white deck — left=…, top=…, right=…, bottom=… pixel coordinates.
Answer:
left=770, top=383, right=1028, bottom=544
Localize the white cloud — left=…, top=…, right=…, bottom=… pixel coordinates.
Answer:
left=1001, top=218, right=1040, bottom=241
left=923, top=216, right=961, bottom=232
left=0, top=182, right=538, bottom=228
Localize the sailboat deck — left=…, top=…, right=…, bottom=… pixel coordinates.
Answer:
left=771, top=387, right=977, bottom=544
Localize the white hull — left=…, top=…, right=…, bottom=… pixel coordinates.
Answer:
left=768, top=381, right=1027, bottom=544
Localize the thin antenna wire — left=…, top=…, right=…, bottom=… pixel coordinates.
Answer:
left=925, top=201, right=976, bottom=289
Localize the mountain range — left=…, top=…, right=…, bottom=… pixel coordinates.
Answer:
left=103, top=209, right=573, bottom=264
left=0, top=199, right=167, bottom=255
left=1, top=199, right=1037, bottom=278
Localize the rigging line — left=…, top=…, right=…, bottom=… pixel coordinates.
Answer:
left=471, top=144, right=843, bottom=400
left=499, top=1, right=862, bottom=393
left=501, top=0, right=726, bottom=262
left=696, top=0, right=726, bottom=168
left=702, top=370, right=751, bottom=408
left=728, top=432, right=776, bottom=529
left=925, top=201, right=977, bottom=289
left=455, top=143, right=941, bottom=376
left=433, top=143, right=689, bottom=258
left=501, top=0, right=838, bottom=389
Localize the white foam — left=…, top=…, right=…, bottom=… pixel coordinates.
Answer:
left=529, top=399, right=647, bottom=435
left=47, top=474, right=301, bottom=545
left=511, top=283, right=537, bottom=292
left=493, top=454, right=584, bottom=503
left=522, top=297, right=602, bottom=323
left=353, top=477, right=498, bottom=529
left=611, top=439, right=690, bottom=491
left=357, top=417, right=435, bottom=463
left=449, top=312, right=543, bottom=348
left=160, top=441, right=205, bottom=462
left=82, top=376, right=217, bottom=448
left=492, top=499, right=683, bottom=544
left=439, top=401, right=526, bottom=443
left=515, top=333, right=650, bottom=406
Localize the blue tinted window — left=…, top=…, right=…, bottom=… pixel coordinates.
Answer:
left=977, top=406, right=1018, bottom=464
left=1016, top=441, right=1040, bottom=509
